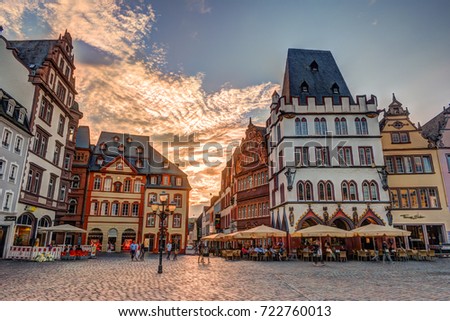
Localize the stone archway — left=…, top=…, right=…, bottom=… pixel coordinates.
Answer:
left=14, top=213, right=36, bottom=246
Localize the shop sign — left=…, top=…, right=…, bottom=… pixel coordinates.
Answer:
left=4, top=216, right=16, bottom=222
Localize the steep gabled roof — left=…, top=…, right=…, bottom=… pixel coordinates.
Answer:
left=421, top=107, right=450, bottom=143
left=0, top=88, right=32, bottom=135
left=8, top=40, right=57, bottom=68
left=281, top=49, right=354, bottom=104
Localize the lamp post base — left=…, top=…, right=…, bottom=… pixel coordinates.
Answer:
left=158, top=265, right=163, bottom=274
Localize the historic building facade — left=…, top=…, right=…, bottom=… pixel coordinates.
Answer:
left=0, top=31, right=82, bottom=247
left=234, top=119, right=270, bottom=230
left=0, top=90, right=32, bottom=258
left=267, top=49, right=391, bottom=247
left=83, top=131, right=190, bottom=253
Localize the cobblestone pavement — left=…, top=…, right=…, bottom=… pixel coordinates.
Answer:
left=1, top=254, right=449, bottom=301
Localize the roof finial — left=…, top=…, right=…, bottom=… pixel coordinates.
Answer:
left=392, top=93, right=397, bottom=102
left=249, top=117, right=252, bottom=125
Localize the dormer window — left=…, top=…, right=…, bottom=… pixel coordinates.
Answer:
left=100, top=142, right=106, bottom=150
left=6, top=99, right=15, bottom=116
left=163, top=160, right=169, bottom=168
left=96, top=157, right=104, bottom=165
left=310, top=60, right=319, bottom=71
left=127, top=137, right=133, bottom=143
left=137, top=146, right=144, bottom=154
left=113, top=136, right=120, bottom=142
left=116, top=162, right=123, bottom=170
left=18, top=110, right=25, bottom=124
left=300, top=81, right=309, bottom=93
left=331, top=83, right=340, bottom=94
left=136, top=159, right=143, bottom=168
left=118, top=144, right=124, bottom=152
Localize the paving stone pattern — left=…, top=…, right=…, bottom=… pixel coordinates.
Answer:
left=1, top=254, right=449, bottom=301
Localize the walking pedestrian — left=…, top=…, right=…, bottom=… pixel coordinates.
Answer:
left=382, top=240, right=393, bottom=263
left=166, top=241, right=172, bottom=260
left=202, top=243, right=210, bottom=264
left=172, top=242, right=179, bottom=260
left=129, top=241, right=137, bottom=261
left=139, top=243, right=145, bottom=261
left=313, top=240, right=324, bottom=266
left=198, top=242, right=204, bottom=264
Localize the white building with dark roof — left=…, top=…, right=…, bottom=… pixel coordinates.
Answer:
left=267, top=49, right=390, bottom=250
left=0, top=89, right=32, bottom=258
left=0, top=31, right=83, bottom=247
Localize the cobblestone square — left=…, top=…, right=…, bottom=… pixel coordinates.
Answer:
left=1, top=254, right=449, bottom=301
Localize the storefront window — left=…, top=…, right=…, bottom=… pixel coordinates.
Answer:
left=406, top=225, right=426, bottom=250
left=426, top=225, right=444, bottom=246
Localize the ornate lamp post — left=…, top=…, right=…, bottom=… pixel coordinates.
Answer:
left=151, top=191, right=176, bottom=274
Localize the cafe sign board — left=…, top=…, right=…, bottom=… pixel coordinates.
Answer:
left=4, top=216, right=16, bottom=222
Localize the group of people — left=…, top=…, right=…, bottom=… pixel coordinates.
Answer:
left=241, top=244, right=287, bottom=260
left=165, top=241, right=180, bottom=260
left=129, top=241, right=145, bottom=261
left=197, top=242, right=210, bottom=264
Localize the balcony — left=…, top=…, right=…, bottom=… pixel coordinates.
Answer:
left=237, top=184, right=269, bottom=202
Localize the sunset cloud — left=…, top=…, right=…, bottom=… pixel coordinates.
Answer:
left=0, top=0, right=278, bottom=205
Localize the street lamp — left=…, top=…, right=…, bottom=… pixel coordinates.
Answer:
left=151, top=191, right=176, bottom=274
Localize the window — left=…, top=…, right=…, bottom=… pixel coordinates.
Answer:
left=101, top=201, right=109, bottom=215
left=320, top=118, right=327, bottom=135
left=400, top=132, right=410, bottom=143
left=360, top=118, right=368, bottom=135
left=176, top=177, right=182, bottom=186
left=335, top=118, right=348, bottom=135
left=104, top=178, right=112, bottom=191
left=56, top=82, right=67, bottom=103
left=174, top=194, right=182, bottom=208
left=116, top=162, right=123, bottom=170
left=423, top=156, right=432, bottom=173
left=25, top=166, right=43, bottom=195
left=342, top=181, right=358, bottom=201
left=362, top=182, right=370, bottom=201
left=300, top=81, right=309, bottom=93
left=63, top=153, right=71, bottom=170
left=404, top=157, right=414, bottom=173
left=114, top=182, right=122, bottom=192
left=57, top=115, right=65, bottom=136
left=0, top=159, right=5, bottom=179
left=338, top=147, right=353, bottom=166
left=162, top=176, right=169, bottom=186
left=93, top=177, right=101, bottom=190
left=326, top=182, right=334, bottom=201
left=2, top=191, right=13, bottom=211
left=123, top=179, right=131, bottom=192
left=68, top=199, right=77, bottom=214
left=122, top=203, right=129, bottom=216
left=173, top=214, right=181, bottom=228
left=390, top=187, right=440, bottom=209
left=39, top=98, right=53, bottom=124
left=2, top=129, right=12, bottom=149
left=295, top=118, right=308, bottom=136
left=47, top=175, right=56, bottom=199
left=8, top=164, right=18, bottom=183
left=59, top=185, right=67, bottom=202
left=370, top=181, right=379, bottom=200
left=6, top=99, right=14, bottom=115
left=150, top=176, right=157, bottom=185
left=71, top=175, right=80, bottom=189
left=385, top=157, right=394, bottom=173
left=134, top=180, right=141, bottom=193
left=280, top=184, right=285, bottom=203
left=315, top=147, right=330, bottom=166
left=278, top=150, right=284, bottom=169
left=52, top=143, right=60, bottom=165
left=90, top=201, right=99, bottom=215
left=32, top=128, right=49, bottom=158
left=391, top=133, right=400, bottom=143
left=111, top=202, right=119, bottom=216
left=132, top=203, right=139, bottom=216
left=295, top=147, right=309, bottom=166
left=392, top=132, right=409, bottom=144
left=14, top=136, right=23, bottom=154
left=148, top=193, right=157, bottom=205
left=68, top=127, right=75, bottom=141
left=147, top=214, right=156, bottom=227
left=318, top=182, right=326, bottom=201
left=331, top=83, right=340, bottom=94
left=298, top=181, right=313, bottom=201
left=358, top=147, right=373, bottom=166
left=18, top=110, right=25, bottom=124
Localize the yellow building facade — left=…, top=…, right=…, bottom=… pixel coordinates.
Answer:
left=381, top=95, right=450, bottom=249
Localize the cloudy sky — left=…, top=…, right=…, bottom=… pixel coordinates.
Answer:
left=1, top=0, right=450, bottom=211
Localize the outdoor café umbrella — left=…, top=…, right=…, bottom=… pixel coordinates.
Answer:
left=233, top=225, right=287, bottom=239
left=38, top=224, right=87, bottom=246
left=351, top=224, right=411, bottom=251
left=201, top=233, right=226, bottom=241
left=291, top=224, right=353, bottom=238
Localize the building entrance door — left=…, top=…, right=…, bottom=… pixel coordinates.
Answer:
left=0, top=226, right=8, bottom=258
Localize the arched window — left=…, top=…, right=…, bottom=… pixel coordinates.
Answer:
left=122, top=202, right=129, bottom=216
left=335, top=118, right=342, bottom=135
left=38, top=216, right=51, bottom=227
left=101, top=201, right=109, bottom=215
left=295, top=118, right=301, bottom=135
left=361, top=117, right=368, bottom=135
left=362, top=181, right=370, bottom=201
left=111, top=201, right=120, bottom=216
left=114, top=181, right=122, bottom=192
left=71, top=175, right=80, bottom=189
left=355, top=117, right=362, bottom=135
left=103, top=177, right=112, bottom=191
left=68, top=199, right=77, bottom=214
left=370, top=181, right=379, bottom=200
left=123, top=179, right=131, bottom=192
left=93, top=177, right=101, bottom=190
left=318, top=182, right=326, bottom=201
left=305, top=181, right=313, bottom=201
left=314, top=118, right=321, bottom=135
left=342, top=181, right=349, bottom=200
left=298, top=181, right=305, bottom=201
left=132, top=202, right=139, bottom=216
left=300, top=81, right=309, bottom=93
left=134, top=179, right=141, bottom=193
left=341, top=118, right=348, bottom=135
left=320, top=118, right=327, bottom=135
left=301, top=118, right=308, bottom=135
left=326, top=181, right=334, bottom=201
left=349, top=181, right=358, bottom=201
left=90, top=201, right=99, bottom=215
